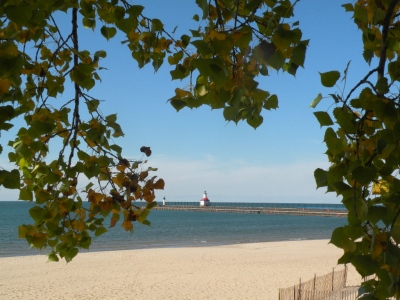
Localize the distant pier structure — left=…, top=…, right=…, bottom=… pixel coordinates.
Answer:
left=200, top=191, right=211, bottom=207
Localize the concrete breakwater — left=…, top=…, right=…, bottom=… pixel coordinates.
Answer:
left=152, top=205, right=347, bottom=217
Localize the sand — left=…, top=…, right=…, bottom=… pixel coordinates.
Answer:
left=0, top=240, right=362, bottom=300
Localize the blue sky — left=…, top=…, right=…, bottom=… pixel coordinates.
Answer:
left=1, top=1, right=373, bottom=203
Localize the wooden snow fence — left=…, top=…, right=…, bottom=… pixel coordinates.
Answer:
left=278, top=266, right=360, bottom=300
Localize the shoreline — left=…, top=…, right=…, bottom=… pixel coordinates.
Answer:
left=0, top=239, right=362, bottom=299
left=0, top=237, right=322, bottom=259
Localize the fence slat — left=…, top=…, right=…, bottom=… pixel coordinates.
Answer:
left=278, top=267, right=354, bottom=300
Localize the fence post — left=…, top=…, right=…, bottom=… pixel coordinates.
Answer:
left=344, top=264, right=348, bottom=288
left=299, top=278, right=302, bottom=300
left=332, top=267, right=335, bottom=291
left=313, top=274, right=316, bottom=300
left=294, top=284, right=296, bottom=300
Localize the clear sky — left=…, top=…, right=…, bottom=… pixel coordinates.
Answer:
left=0, top=1, right=373, bottom=203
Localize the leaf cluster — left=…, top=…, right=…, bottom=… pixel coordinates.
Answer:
left=313, top=1, right=400, bottom=298
left=0, top=0, right=166, bottom=262
left=168, top=0, right=307, bottom=128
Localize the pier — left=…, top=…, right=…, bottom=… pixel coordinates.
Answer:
left=153, top=204, right=347, bottom=217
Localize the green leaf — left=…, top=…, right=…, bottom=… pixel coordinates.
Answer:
left=79, top=236, right=92, bottom=249
left=367, top=206, right=387, bottom=225
left=86, top=99, right=100, bottom=113
left=36, top=190, right=53, bottom=204
left=309, top=93, right=323, bottom=108
left=100, top=26, right=117, bottom=40
left=95, top=226, right=108, bottom=237
left=151, top=19, right=163, bottom=32
left=320, top=71, right=340, bottom=87
left=84, top=165, right=100, bottom=179
left=351, top=166, right=377, bottom=185
left=0, top=169, right=20, bottom=189
left=127, top=5, right=144, bottom=18
left=247, top=114, right=263, bottom=129
left=266, top=50, right=286, bottom=70
left=48, top=252, right=59, bottom=262
left=106, top=114, right=117, bottom=123
left=272, top=26, right=302, bottom=51
left=29, top=206, right=44, bottom=223
left=65, top=247, right=79, bottom=263
left=19, top=188, right=33, bottom=201
left=223, top=106, right=239, bottom=123
left=314, top=111, right=334, bottom=127
left=142, top=219, right=151, bottom=226
left=351, top=255, right=380, bottom=277
left=314, top=168, right=327, bottom=188
left=264, top=95, right=278, bottom=110
left=291, top=43, right=307, bottom=67
left=82, top=18, right=96, bottom=29
left=170, top=64, right=188, bottom=80
left=333, top=107, right=357, bottom=133
left=388, top=61, right=400, bottom=82
left=330, top=227, right=356, bottom=252
left=375, top=77, right=389, bottom=94
left=324, top=127, right=346, bottom=155
left=191, top=40, right=213, bottom=56
left=27, top=233, right=47, bottom=249
left=70, top=67, right=95, bottom=90
left=4, top=5, right=32, bottom=25
left=94, top=50, right=107, bottom=60
left=342, top=4, right=354, bottom=12
left=192, top=58, right=229, bottom=86
left=195, top=0, right=209, bottom=19
left=137, top=208, right=150, bottom=223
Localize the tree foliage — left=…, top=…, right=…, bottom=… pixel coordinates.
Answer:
left=0, top=0, right=305, bottom=262
left=2, top=0, right=400, bottom=297
left=313, top=1, right=400, bottom=298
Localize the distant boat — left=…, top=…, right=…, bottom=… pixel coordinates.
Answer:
left=200, top=191, right=211, bottom=207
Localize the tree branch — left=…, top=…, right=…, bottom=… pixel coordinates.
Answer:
left=377, top=0, right=400, bottom=78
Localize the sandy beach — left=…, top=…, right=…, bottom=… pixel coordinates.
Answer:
left=0, top=239, right=362, bottom=299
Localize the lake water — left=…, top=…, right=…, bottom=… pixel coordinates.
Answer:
left=0, top=201, right=347, bottom=257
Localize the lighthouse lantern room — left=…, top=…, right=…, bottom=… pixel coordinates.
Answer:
left=200, top=191, right=211, bottom=207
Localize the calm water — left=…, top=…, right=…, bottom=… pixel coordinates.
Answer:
left=0, top=201, right=347, bottom=257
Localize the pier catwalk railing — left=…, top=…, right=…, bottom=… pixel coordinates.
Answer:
left=151, top=202, right=348, bottom=217
left=157, top=202, right=346, bottom=211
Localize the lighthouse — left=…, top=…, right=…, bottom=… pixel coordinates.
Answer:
left=200, top=191, right=211, bottom=207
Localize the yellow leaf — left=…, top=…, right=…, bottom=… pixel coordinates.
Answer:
left=209, top=29, right=226, bottom=41
left=88, top=189, right=104, bottom=203
left=75, top=209, right=86, bottom=220
left=128, top=31, right=140, bottom=41
left=71, top=220, right=86, bottom=231
left=175, top=88, right=192, bottom=99
left=209, top=5, right=218, bottom=19
left=85, top=138, right=96, bottom=148
left=372, top=233, right=387, bottom=258
left=112, top=173, right=125, bottom=189
left=0, top=78, right=11, bottom=94
left=88, top=119, right=99, bottom=129
left=116, top=164, right=126, bottom=172
left=122, top=220, right=133, bottom=231
left=372, top=180, right=390, bottom=194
